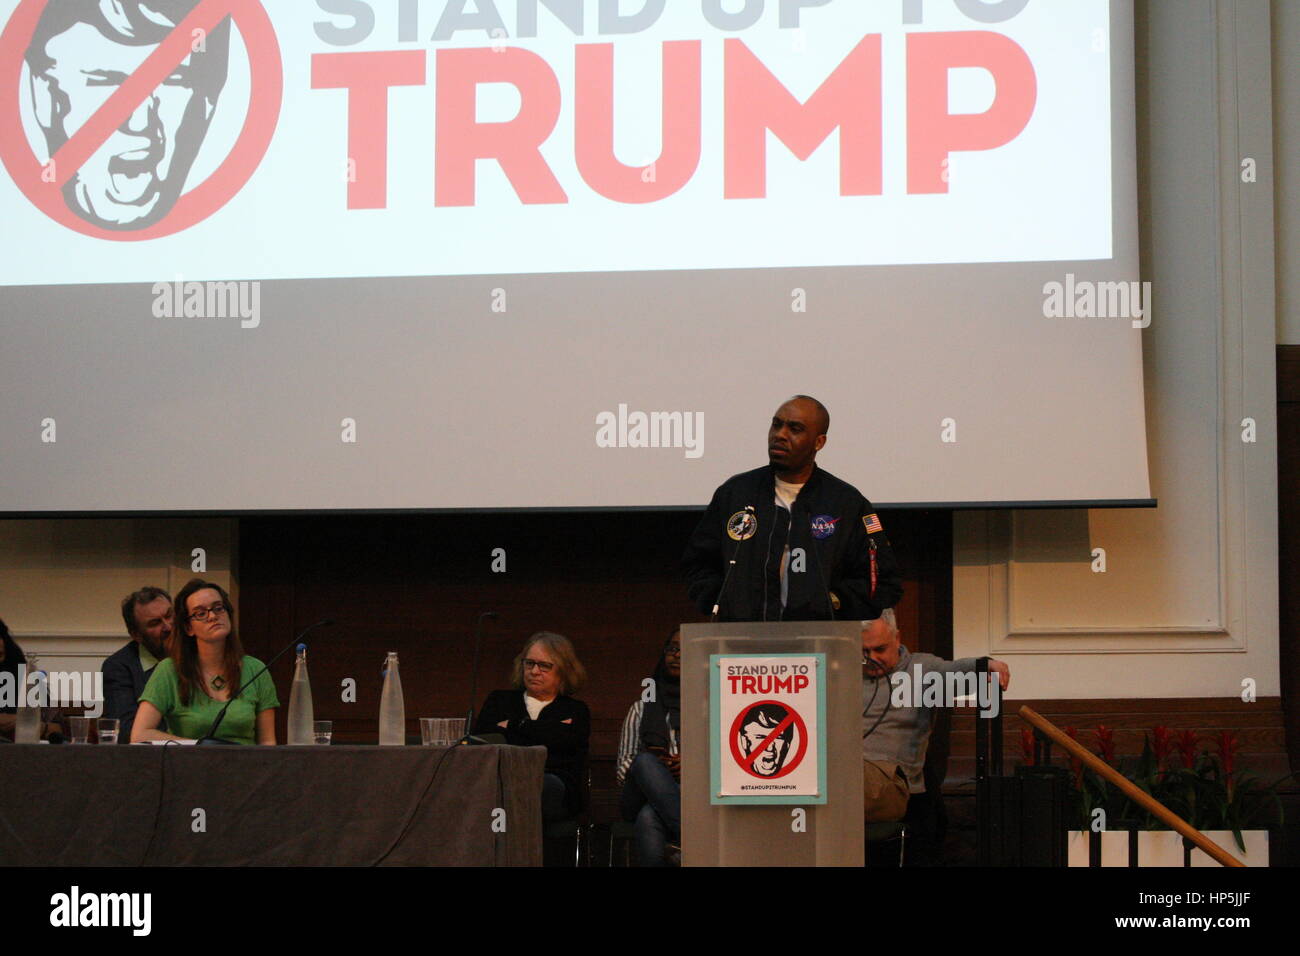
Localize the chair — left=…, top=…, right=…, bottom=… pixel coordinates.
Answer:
left=865, top=819, right=908, bottom=866
left=542, top=765, right=592, bottom=866
left=608, top=760, right=676, bottom=866
left=865, top=707, right=951, bottom=867
left=607, top=820, right=636, bottom=867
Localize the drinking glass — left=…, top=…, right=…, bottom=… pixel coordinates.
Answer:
left=68, top=716, right=91, bottom=744
left=445, top=718, right=466, bottom=743
left=419, top=717, right=438, bottom=746
left=97, top=718, right=119, bottom=744
left=313, top=720, right=333, bottom=745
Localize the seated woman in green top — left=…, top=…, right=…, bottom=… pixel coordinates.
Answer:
left=132, top=578, right=279, bottom=745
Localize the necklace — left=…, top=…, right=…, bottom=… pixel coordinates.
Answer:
left=208, top=674, right=227, bottom=691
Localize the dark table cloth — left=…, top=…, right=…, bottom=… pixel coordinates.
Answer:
left=0, top=743, right=545, bottom=866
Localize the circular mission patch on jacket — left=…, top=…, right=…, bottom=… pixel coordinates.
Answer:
left=727, top=510, right=758, bottom=541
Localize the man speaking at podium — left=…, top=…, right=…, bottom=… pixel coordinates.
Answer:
left=683, top=396, right=902, bottom=622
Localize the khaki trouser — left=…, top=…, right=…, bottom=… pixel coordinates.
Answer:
left=863, top=760, right=910, bottom=823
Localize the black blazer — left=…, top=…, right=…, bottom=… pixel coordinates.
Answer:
left=101, top=641, right=164, bottom=742
left=474, top=689, right=590, bottom=814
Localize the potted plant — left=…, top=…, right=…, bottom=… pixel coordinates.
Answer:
left=1060, top=724, right=1286, bottom=866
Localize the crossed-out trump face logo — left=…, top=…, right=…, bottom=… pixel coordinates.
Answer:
left=728, top=699, right=809, bottom=780
left=734, top=702, right=797, bottom=777
left=24, top=1, right=231, bottom=229
left=1, top=0, right=282, bottom=238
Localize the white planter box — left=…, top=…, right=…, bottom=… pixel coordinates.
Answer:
left=1068, top=830, right=1129, bottom=866
left=1137, top=830, right=1185, bottom=867
left=1068, top=829, right=1269, bottom=867
left=1192, top=830, right=1268, bottom=867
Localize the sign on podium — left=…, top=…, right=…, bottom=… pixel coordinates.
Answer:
left=682, top=622, right=864, bottom=866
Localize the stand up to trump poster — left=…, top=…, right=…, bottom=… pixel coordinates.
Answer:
left=710, top=653, right=826, bottom=805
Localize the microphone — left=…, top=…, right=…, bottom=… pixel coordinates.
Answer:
left=459, top=611, right=499, bottom=746
left=198, top=619, right=334, bottom=746
left=711, top=506, right=756, bottom=622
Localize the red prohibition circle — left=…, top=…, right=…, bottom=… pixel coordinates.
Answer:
left=0, top=0, right=282, bottom=241
left=728, top=698, right=809, bottom=780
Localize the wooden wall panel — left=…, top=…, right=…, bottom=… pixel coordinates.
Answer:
left=237, top=508, right=952, bottom=755
left=949, top=697, right=1292, bottom=783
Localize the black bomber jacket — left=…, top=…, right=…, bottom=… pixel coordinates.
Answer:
left=681, top=464, right=902, bottom=622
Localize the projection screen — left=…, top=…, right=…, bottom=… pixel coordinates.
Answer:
left=0, top=0, right=1150, bottom=512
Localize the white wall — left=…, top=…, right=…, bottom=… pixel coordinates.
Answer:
left=0, top=519, right=236, bottom=685
left=954, top=0, right=1281, bottom=699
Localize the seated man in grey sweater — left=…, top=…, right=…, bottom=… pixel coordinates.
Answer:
left=861, top=608, right=1010, bottom=822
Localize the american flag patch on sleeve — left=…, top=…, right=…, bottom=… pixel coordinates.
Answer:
left=863, top=513, right=883, bottom=535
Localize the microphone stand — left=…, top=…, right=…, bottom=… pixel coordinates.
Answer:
left=711, top=507, right=756, bottom=621
left=458, top=611, right=499, bottom=746
left=198, top=619, right=334, bottom=746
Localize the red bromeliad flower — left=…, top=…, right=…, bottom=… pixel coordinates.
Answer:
left=1151, top=725, right=1172, bottom=770
left=1175, top=729, right=1199, bottom=769
left=1020, top=728, right=1035, bottom=766
left=1094, top=725, right=1116, bottom=765
left=1066, top=726, right=1083, bottom=788
left=1215, top=730, right=1238, bottom=775
left=1216, top=730, right=1239, bottom=800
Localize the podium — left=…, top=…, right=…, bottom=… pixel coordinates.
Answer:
left=681, top=621, right=864, bottom=866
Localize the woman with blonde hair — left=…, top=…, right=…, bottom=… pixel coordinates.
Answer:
left=473, top=631, right=590, bottom=824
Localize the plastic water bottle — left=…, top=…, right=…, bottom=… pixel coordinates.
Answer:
left=378, top=651, right=405, bottom=745
left=14, top=670, right=44, bottom=743
left=287, top=644, right=315, bottom=745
